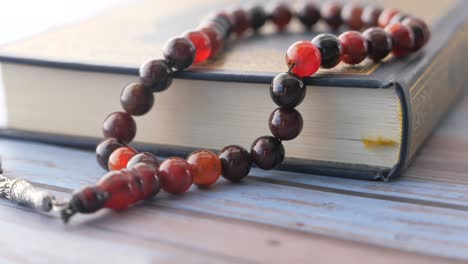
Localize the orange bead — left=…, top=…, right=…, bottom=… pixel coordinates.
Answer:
left=108, top=146, right=137, bottom=171
left=187, top=150, right=222, bottom=188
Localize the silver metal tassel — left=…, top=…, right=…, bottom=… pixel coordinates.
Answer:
left=0, top=157, right=58, bottom=213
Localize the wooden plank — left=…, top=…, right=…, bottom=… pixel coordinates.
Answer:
left=0, top=197, right=456, bottom=264
left=1, top=139, right=468, bottom=260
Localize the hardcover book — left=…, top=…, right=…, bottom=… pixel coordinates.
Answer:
left=0, top=0, right=466, bottom=180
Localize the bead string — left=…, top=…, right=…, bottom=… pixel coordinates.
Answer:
left=61, top=2, right=430, bottom=222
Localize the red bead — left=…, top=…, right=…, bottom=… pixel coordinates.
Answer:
left=132, top=163, right=160, bottom=200
left=183, top=30, right=212, bottom=63
left=270, top=4, right=292, bottom=31
left=385, top=23, right=415, bottom=58
left=187, top=150, right=222, bottom=188
left=98, top=170, right=139, bottom=211
left=341, top=4, right=364, bottom=30
left=102, top=112, right=137, bottom=144
left=286, top=41, right=322, bottom=77
left=108, top=146, right=137, bottom=171
left=378, top=9, right=399, bottom=28
left=158, top=157, right=193, bottom=194
left=200, top=27, right=223, bottom=57
left=339, top=31, right=368, bottom=65
left=402, top=17, right=430, bottom=51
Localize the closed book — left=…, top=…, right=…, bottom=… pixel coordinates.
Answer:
left=0, top=0, right=466, bottom=180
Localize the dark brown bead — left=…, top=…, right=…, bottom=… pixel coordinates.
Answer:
left=385, top=23, right=414, bottom=58
left=311, top=33, right=343, bottom=69
left=127, top=152, right=161, bottom=169
left=120, top=82, right=154, bottom=116
left=163, top=37, right=196, bottom=70
left=341, top=4, right=364, bottom=30
left=321, top=1, right=343, bottom=30
left=102, top=112, right=136, bottom=143
left=297, top=2, right=320, bottom=29
left=270, top=4, right=292, bottom=31
left=402, top=17, right=430, bottom=51
left=218, top=145, right=251, bottom=182
left=230, top=8, right=251, bottom=36
left=269, top=108, right=303, bottom=141
left=248, top=6, right=267, bottom=31
left=139, top=59, right=173, bottom=92
left=362, top=27, right=392, bottom=61
left=96, top=138, right=124, bottom=171
left=69, top=186, right=108, bottom=214
left=270, top=73, right=306, bottom=109
left=250, top=136, right=285, bottom=170
left=361, top=6, right=382, bottom=27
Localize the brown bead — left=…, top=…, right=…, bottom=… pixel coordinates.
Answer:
left=69, top=186, right=108, bottom=214
left=132, top=163, right=161, bottom=200
left=230, top=8, right=251, bottom=36
left=297, top=2, right=321, bottom=29
left=102, top=112, right=137, bottom=143
left=362, top=27, right=392, bottom=61
left=339, top=31, right=368, bottom=65
left=270, top=73, right=306, bottom=109
left=378, top=9, right=399, bottom=28
left=321, top=1, right=343, bottom=30
left=269, top=108, right=303, bottom=141
left=96, top=138, right=124, bottom=171
left=385, top=23, right=415, bottom=58
left=120, top=82, right=154, bottom=116
left=127, top=152, right=161, bottom=169
left=361, top=6, right=382, bottom=27
left=139, top=59, right=173, bottom=92
left=270, top=4, right=293, bottom=31
left=402, top=17, right=430, bottom=51
left=250, top=136, right=285, bottom=170
left=163, top=37, right=195, bottom=70
left=218, top=145, right=251, bottom=182
left=341, top=4, right=364, bottom=30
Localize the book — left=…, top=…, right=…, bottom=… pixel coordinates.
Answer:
left=0, top=0, right=466, bottom=180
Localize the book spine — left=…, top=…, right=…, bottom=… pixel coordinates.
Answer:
left=401, top=21, right=468, bottom=175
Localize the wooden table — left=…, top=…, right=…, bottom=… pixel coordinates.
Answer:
left=0, top=91, right=466, bottom=263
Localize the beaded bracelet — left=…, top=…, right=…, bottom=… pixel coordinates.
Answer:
left=61, top=2, right=430, bottom=222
